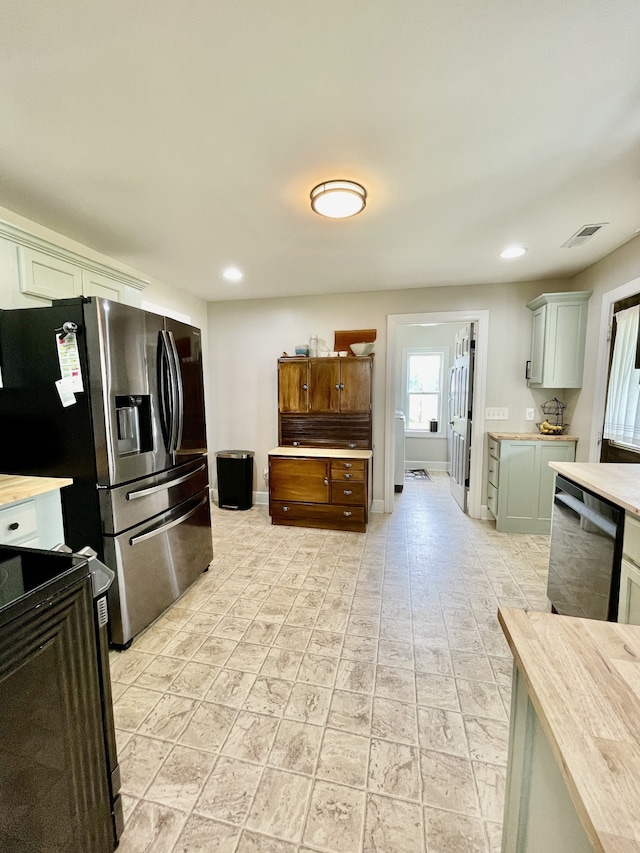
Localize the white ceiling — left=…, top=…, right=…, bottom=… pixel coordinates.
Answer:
left=1, top=1, right=640, bottom=302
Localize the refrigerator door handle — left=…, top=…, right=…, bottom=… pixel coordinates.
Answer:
left=126, top=463, right=207, bottom=500
left=167, top=330, right=184, bottom=453
left=129, top=494, right=209, bottom=546
left=158, top=331, right=180, bottom=453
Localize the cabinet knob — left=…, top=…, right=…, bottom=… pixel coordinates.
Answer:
left=324, top=478, right=328, bottom=486
left=344, top=473, right=351, bottom=479
left=348, top=443, right=356, bottom=448
left=340, top=383, right=344, bottom=389
left=343, top=511, right=352, bottom=517
left=344, top=489, right=352, bottom=496
left=283, top=506, right=289, bottom=512
left=335, top=384, right=340, bottom=390
left=293, top=441, right=299, bottom=446
left=302, top=384, right=308, bottom=390
left=343, top=463, right=352, bottom=468
left=8, top=521, right=19, bottom=531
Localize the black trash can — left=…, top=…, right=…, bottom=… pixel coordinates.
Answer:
left=216, top=450, right=255, bottom=510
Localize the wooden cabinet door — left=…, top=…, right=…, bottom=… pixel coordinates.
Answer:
left=269, top=457, right=329, bottom=502
left=339, top=358, right=372, bottom=412
left=309, top=360, right=340, bottom=413
left=279, top=360, right=309, bottom=412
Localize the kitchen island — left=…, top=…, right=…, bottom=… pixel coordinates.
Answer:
left=499, top=606, right=640, bottom=852
left=0, top=474, right=72, bottom=548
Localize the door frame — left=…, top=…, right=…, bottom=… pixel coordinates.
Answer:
left=384, top=310, right=489, bottom=517
left=588, top=275, right=640, bottom=461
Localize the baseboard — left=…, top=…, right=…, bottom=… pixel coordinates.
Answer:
left=405, top=460, right=450, bottom=472
left=210, top=488, right=269, bottom=507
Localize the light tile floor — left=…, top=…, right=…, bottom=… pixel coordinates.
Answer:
left=111, top=472, right=552, bottom=853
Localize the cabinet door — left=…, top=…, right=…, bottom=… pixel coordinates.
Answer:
left=499, top=442, right=539, bottom=524
left=619, top=559, right=640, bottom=625
left=269, top=457, right=329, bottom=502
left=278, top=360, right=309, bottom=412
left=536, top=441, right=575, bottom=520
left=81, top=270, right=124, bottom=302
left=529, top=305, right=546, bottom=385
left=339, top=358, right=372, bottom=412
left=309, top=360, right=340, bottom=413
left=542, top=301, right=589, bottom=388
left=18, top=246, right=83, bottom=300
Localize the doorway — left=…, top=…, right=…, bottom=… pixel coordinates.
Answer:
left=384, top=310, right=489, bottom=517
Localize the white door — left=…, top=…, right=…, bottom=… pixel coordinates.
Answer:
left=450, top=323, right=475, bottom=512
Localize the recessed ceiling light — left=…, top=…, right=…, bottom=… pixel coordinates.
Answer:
left=500, top=246, right=527, bottom=259
left=222, top=266, right=243, bottom=282
left=310, top=180, right=367, bottom=219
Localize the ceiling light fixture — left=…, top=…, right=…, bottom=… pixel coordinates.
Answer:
left=222, top=266, right=243, bottom=282
left=310, top=179, right=367, bottom=219
left=500, top=246, right=527, bottom=259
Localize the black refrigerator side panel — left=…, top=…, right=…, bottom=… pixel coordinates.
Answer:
left=0, top=303, right=97, bottom=479
left=165, top=317, right=207, bottom=454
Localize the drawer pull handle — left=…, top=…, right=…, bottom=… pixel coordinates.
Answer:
left=343, top=463, right=352, bottom=468
left=293, top=441, right=299, bottom=446
left=343, top=511, right=352, bottom=517
left=8, top=522, right=19, bottom=531
left=348, top=443, right=356, bottom=448
left=344, top=473, right=351, bottom=479
left=283, top=506, right=289, bottom=512
left=344, top=490, right=352, bottom=496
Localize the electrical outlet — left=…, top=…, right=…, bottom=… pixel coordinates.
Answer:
left=485, top=407, right=508, bottom=420
left=525, top=408, right=535, bottom=421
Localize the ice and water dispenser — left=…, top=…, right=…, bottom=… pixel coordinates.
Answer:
left=115, top=395, right=152, bottom=457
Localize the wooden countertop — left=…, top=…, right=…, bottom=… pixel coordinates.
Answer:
left=499, top=607, right=640, bottom=852
left=0, top=474, right=73, bottom=508
left=549, top=462, right=640, bottom=517
left=268, top=447, right=373, bottom=460
left=488, top=431, right=579, bottom=441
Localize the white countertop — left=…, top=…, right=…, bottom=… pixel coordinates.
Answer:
left=268, top=447, right=373, bottom=460
left=549, top=461, right=640, bottom=516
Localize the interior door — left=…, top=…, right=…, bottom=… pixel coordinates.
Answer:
left=450, top=323, right=475, bottom=512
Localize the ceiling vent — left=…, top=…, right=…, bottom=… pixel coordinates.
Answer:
left=561, top=223, right=608, bottom=248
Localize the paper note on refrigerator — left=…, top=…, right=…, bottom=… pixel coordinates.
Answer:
left=55, top=332, right=84, bottom=392
left=55, top=377, right=76, bottom=407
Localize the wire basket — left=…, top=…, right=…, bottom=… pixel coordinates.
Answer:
left=537, top=397, right=567, bottom=434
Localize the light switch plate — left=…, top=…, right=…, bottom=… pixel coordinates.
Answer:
left=485, top=407, right=508, bottom=420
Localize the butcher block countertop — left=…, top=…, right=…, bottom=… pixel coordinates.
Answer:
left=499, top=607, right=640, bottom=852
left=549, top=461, right=640, bottom=518
left=488, top=431, right=579, bottom=441
left=0, top=474, right=73, bottom=508
left=268, top=447, right=373, bottom=459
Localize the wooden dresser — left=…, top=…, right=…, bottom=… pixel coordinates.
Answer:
left=268, top=447, right=372, bottom=533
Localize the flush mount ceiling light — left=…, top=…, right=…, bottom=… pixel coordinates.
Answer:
left=310, top=179, right=367, bottom=219
left=500, top=246, right=528, bottom=259
left=222, top=266, right=243, bottom=282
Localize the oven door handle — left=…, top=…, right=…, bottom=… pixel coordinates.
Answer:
left=129, top=495, right=208, bottom=546
left=126, top=463, right=206, bottom=500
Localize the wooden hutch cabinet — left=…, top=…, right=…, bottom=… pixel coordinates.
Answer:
left=271, top=353, right=374, bottom=532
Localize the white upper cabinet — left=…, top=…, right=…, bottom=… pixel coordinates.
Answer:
left=526, top=291, right=592, bottom=388
left=18, top=246, right=83, bottom=300
left=81, top=269, right=125, bottom=302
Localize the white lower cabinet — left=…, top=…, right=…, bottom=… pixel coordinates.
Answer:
left=487, top=434, right=576, bottom=534
left=619, top=515, right=640, bottom=625
left=0, top=490, right=66, bottom=549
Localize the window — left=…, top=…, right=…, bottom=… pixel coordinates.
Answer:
left=402, top=347, right=447, bottom=434
left=603, top=302, right=640, bottom=452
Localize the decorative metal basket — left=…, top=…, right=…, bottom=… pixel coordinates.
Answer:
left=537, top=397, right=567, bottom=434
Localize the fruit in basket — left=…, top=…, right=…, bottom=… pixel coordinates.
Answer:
left=539, top=420, right=564, bottom=434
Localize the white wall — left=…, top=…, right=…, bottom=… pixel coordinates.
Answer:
left=206, top=278, right=572, bottom=504
left=395, top=323, right=457, bottom=470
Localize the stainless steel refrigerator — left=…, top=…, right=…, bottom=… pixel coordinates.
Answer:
left=0, top=296, right=213, bottom=647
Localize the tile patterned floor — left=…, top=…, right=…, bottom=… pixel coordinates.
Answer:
left=110, top=472, right=552, bottom=853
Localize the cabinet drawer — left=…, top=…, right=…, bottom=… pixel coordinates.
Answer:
left=488, top=439, right=501, bottom=459
left=270, top=500, right=365, bottom=531
left=330, top=482, right=365, bottom=506
left=487, top=482, right=498, bottom=518
left=487, top=457, right=500, bottom=488
left=624, top=515, right=640, bottom=566
left=0, top=500, right=38, bottom=545
left=330, top=459, right=365, bottom=480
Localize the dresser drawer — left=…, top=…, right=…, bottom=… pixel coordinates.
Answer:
left=487, top=482, right=498, bottom=518
left=330, top=482, right=365, bottom=506
left=0, top=500, right=38, bottom=545
left=330, top=459, right=365, bottom=481
left=270, top=500, right=365, bottom=532
left=487, top=457, right=500, bottom=488
left=488, top=438, right=501, bottom=459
